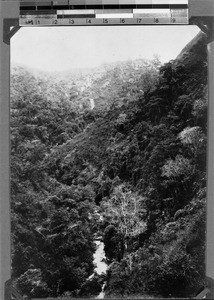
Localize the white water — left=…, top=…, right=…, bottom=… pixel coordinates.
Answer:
left=96, top=282, right=106, bottom=299
left=94, top=241, right=107, bottom=275
left=90, top=98, right=95, bottom=109
left=90, top=240, right=107, bottom=299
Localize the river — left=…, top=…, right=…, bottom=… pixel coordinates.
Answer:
left=89, top=239, right=107, bottom=299
left=94, top=240, right=107, bottom=275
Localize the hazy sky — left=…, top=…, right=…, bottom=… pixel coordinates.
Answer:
left=11, top=25, right=200, bottom=72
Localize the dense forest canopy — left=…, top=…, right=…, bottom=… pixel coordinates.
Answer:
left=11, top=31, right=207, bottom=299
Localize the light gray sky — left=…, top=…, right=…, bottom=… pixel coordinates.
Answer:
left=11, top=25, right=200, bottom=72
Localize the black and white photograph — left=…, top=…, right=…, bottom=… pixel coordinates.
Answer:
left=0, top=1, right=213, bottom=299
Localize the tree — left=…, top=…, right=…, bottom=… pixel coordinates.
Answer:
left=161, top=155, right=194, bottom=179
left=101, top=185, right=146, bottom=259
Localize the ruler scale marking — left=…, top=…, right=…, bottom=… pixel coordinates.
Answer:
left=20, top=0, right=188, bottom=4
left=19, top=0, right=189, bottom=26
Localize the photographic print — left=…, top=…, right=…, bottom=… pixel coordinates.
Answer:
left=8, top=3, right=209, bottom=299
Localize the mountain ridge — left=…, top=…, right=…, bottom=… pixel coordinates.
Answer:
left=10, top=30, right=207, bottom=298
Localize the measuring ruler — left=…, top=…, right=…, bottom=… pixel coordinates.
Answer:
left=19, top=0, right=189, bottom=26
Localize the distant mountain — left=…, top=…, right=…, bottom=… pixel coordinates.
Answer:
left=11, top=57, right=161, bottom=111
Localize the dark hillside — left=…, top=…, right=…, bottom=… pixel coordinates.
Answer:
left=175, top=32, right=207, bottom=67
left=11, top=31, right=207, bottom=298
left=174, top=32, right=208, bottom=127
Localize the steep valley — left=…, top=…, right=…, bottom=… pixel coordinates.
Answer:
left=11, top=31, right=207, bottom=299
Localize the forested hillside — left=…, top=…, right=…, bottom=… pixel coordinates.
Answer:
left=11, top=31, right=207, bottom=299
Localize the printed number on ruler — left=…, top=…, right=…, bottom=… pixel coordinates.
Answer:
left=103, top=18, right=108, bottom=24
left=154, top=18, right=159, bottom=23
left=25, top=20, right=33, bottom=25
left=69, top=19, right=75, bottom=24
left=120, top=18, right=125, bottom=23
left=86, top=19, right=92, bottom=24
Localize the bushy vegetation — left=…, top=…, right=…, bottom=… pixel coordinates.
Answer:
left=11, top=32, right=207, bottom=298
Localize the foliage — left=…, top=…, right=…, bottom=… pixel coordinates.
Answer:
left=11, top=32, right=207, bottom=298
left=102, top=185, right=146, bottom=260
